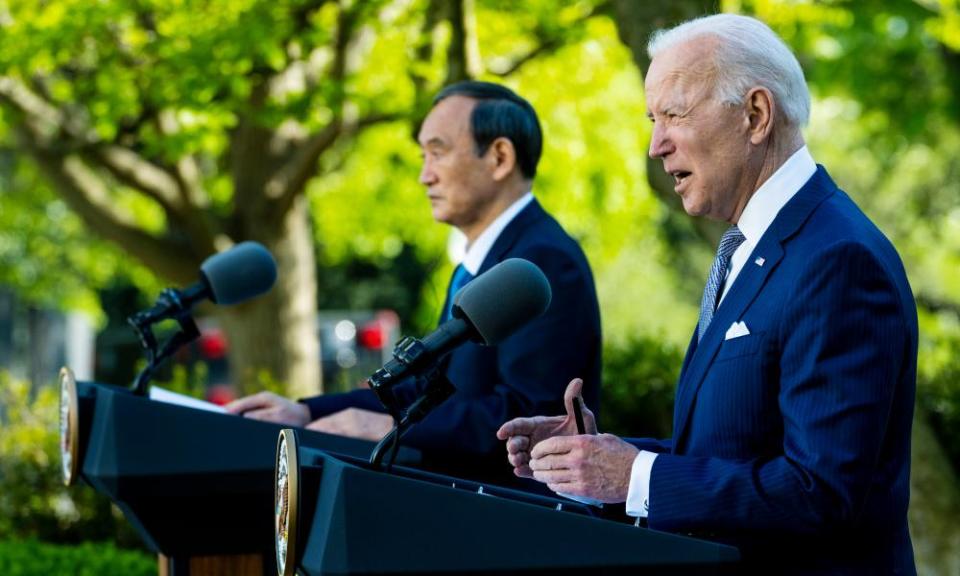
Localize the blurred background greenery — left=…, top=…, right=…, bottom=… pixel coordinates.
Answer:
left=1, top=0, right=959, bottom=573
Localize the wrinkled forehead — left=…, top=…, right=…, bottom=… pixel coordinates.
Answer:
left=645, top=39, right=720, bottom=109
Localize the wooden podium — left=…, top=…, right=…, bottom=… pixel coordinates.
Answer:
left=59, top=368, right=418, bottom=576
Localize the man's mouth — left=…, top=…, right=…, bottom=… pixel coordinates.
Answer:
left=669, top=170, right=691, bottom=188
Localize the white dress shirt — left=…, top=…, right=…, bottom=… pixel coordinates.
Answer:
left=457, top=192, right=535, bottom=274
left=624, top=146, right=817, bottom=518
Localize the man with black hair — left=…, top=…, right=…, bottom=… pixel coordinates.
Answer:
left=228, top=81, right=602, bottom=486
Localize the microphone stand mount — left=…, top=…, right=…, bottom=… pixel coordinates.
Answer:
left=369, top=365, right=456, bottom=471
left=127, top=286, right=203, bottom=396
left=368, top=335, right=430, bottom=418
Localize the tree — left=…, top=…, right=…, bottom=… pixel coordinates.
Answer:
left=0, top=0, right=485, bottom=395
left=0, top=0, right=626, bottom=393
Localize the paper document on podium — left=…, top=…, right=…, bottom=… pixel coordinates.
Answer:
left=149, top=386, right=227, bottom=414
left=556, top=491, right=604, bottom=507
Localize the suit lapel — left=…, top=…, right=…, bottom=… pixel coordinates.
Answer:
left=476, top=199, right=545, bottom=274
left=671, top=167, right=837, bottom=449
left=437, top=200, right=545, bottom=324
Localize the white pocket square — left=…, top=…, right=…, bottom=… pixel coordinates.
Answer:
left=724, top=321, right=751, bottom=340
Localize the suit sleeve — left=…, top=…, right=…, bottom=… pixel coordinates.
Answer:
left=626, top=438, right=673, bottom=453
left=647, top=241, right=912, bottom=534
left=399, top=243, right=601, bottom=455
left=299, top=388, right=386, bottom=420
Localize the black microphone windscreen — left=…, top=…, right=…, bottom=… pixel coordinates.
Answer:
left=200, top=242, right=278, bottom=305
left=453, top=258, right=551, bottom=345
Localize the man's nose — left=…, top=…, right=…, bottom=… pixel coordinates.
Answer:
left=419, top=161, right=436, bottom=185
left=648, top=124, right=674, bottom=159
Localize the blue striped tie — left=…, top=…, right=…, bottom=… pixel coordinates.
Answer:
left=698, top=226, right=746, bottom=342
left=442, top=264, right=474, bottom=322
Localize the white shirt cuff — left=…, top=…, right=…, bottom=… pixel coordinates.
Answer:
left=625, top=450, right=657, bottom=518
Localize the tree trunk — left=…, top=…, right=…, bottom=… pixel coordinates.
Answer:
left=218, top=194, right=320, bottom=397
left=607, top=0, right=729, bottom=247
left=909, top=407, right=960, bottom=575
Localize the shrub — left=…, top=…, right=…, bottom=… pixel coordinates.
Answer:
left=0, top=539, right=154, bottom=576
left=600, top=335, right=683, bottom=439
left=0, top=371, right=141, bottom=546
left=917, top=329, right=960, bottom=473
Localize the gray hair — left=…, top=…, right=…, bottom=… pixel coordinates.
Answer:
left=647, top=14, right=810, bottom=127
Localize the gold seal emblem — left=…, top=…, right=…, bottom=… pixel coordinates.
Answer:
left=59, top=367, right=80, bottom=486
left=275, top=429, right=299, bottom=576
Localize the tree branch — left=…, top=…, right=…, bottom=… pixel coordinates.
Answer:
left=266, top=112, right=405, bottom=228
left=20, top=133, right=200, bottom=284
left=155, top=110, right=207, bottom=207
left=0, top=76, right=188, bottom=215
left=83, top=145, right=182, bottom=208
left=445, top=0, right=481, bottom=83
left=407, top=0, right=446, bottom=128
left=916, top=292, right=960, bottom=318
left=489, top=1, right=611, bottom=78
left=488, top=37, right=564, bottom=78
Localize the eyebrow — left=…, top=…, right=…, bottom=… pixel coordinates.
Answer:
left=420, top=136, right=449, bottom=149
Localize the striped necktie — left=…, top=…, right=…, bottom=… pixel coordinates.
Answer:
left=697, top=226, right=746, bottom=342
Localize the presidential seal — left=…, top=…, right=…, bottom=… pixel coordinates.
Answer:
left=275, top=428, right=299, bottom=576
left=59, top=367, right=80, bottom=486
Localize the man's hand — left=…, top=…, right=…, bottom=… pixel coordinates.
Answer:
left=225, top=391, right=311, bottom=427
left=528, top=433, right=638, bottom=503
left=496, top=378, right=597, bottom=478
left=306, top=408, right=394, bottom=441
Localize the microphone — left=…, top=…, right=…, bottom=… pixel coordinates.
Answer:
left=369, top=258, right=552, bottom=411
left=128, top=241, right=277, bottom=394
left=133, top=242, right=278, bottom=326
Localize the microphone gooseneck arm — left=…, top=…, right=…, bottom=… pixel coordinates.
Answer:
left=128, top=285, right=205, bottom=396
left=369, top=366, right=456, bottom=471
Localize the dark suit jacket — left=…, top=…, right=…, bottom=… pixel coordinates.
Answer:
left=303, top=200, right=602, bottom=486
left=628, top=167, right=917, bottom=575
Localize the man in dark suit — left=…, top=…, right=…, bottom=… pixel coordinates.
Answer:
left=228, top=81, right=602, bottom=486
left=498, top=14, right=917, bottom=574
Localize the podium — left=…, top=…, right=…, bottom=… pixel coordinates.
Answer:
left=58, top=368, right=418, bottom=576
left=277, top=430, right=740, bottom=575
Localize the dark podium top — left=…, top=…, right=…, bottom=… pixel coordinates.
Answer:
left=284, top=433, right=740, bottom=575
left=68, top=378, right=417, bottom=562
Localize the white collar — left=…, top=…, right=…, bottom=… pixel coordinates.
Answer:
left=460, top=192, right=535, bottom=275
left=736, top=146, right=816, bottom=246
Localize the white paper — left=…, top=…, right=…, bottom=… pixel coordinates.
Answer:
left=556, top=491, right=605, bottom=507
left=149, top=386, right=228, bottom=414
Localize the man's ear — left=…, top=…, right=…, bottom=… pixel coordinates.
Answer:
left=487, top=137, right=518, bottom=181
left=745, top=87, right=776, bottom=145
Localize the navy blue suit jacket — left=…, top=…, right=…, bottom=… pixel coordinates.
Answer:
left=303, top=200, right=602, bottom=486
left=629, top=168, right=917, bottom=574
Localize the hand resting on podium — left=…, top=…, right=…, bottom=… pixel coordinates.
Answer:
left=226, top=391, right=392, bottom=441
left=497, top=378, right=638, bottom=504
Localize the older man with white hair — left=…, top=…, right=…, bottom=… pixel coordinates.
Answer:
left=498, top=14, right=917, bottom=574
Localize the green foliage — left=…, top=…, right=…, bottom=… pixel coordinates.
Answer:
left=917, top=309, right=960, bottom=470
left=0, top=158, right=157, bottom=324
left=0, top=539, right=154, bottom=576
left=0, top=371, right=141, bottom=546
left=600, top=335, right=683, bottom=439
left=0, top=0, right=959, bottom=475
